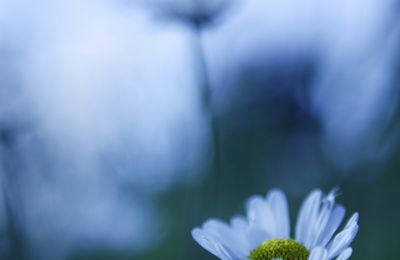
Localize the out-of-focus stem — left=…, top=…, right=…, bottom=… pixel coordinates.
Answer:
left=192, top=23, right=221, bottom=211
left=0, top=132, right=25, bottom=260
left=180, top=23, right=222, bottom=260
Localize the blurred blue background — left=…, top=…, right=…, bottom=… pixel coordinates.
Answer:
left=0, top=0, right=400, bottom=259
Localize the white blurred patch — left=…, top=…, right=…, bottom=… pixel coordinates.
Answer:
left=311, top=0, right=399, bottom=169
left=203, top=0, right=399, bottom=169
left=23, top=0, right=206, bottom=190
left=1, top=0, right=207, bottom=258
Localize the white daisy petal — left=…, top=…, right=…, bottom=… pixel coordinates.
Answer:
left=245, top=225, right=271, bottom=251
left=192, top=228, right=236, bottom=260
left=267, top=189, right=290, bottom=238
left=246, top=195, right=276, bottom=236
left=317, top=205, right=345, bottom=247
left=327, top=214, right=359, bottom=258
left=336, top=247, right=353, bottom=260
left=295, top=189, right=322, bottom=247
left=344, top=213, right=359, bottom=230
left=228, top=216, right=256, bottom=254
left=230, top=216, right=247, bottom=230
left=201, top=219, right=248, bottom=257
left=246, top=195, right=265, bottom=223
left=328, top=227, right=358, bottom=258
left=309, top=190, right=341, bottom=248
left=308, top=247, right=328, bottom=260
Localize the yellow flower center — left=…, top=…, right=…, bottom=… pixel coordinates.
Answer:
left=248, top=238, right=309, bottom=260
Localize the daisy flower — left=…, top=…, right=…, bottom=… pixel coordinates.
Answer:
left=192, top=188, right=359, bottom=260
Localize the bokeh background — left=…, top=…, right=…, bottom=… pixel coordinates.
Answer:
left=1, top=0, right=400, bottom=259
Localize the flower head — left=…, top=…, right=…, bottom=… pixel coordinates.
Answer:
left=192, top=189, right=359, bottom=260
left=142, top=0, right=233, bottom=28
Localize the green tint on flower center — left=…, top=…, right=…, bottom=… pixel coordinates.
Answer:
left=249, top=238, right=310, bottom=260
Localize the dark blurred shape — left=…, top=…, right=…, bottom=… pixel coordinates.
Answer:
left=138, top=0, right=236, bottom=29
